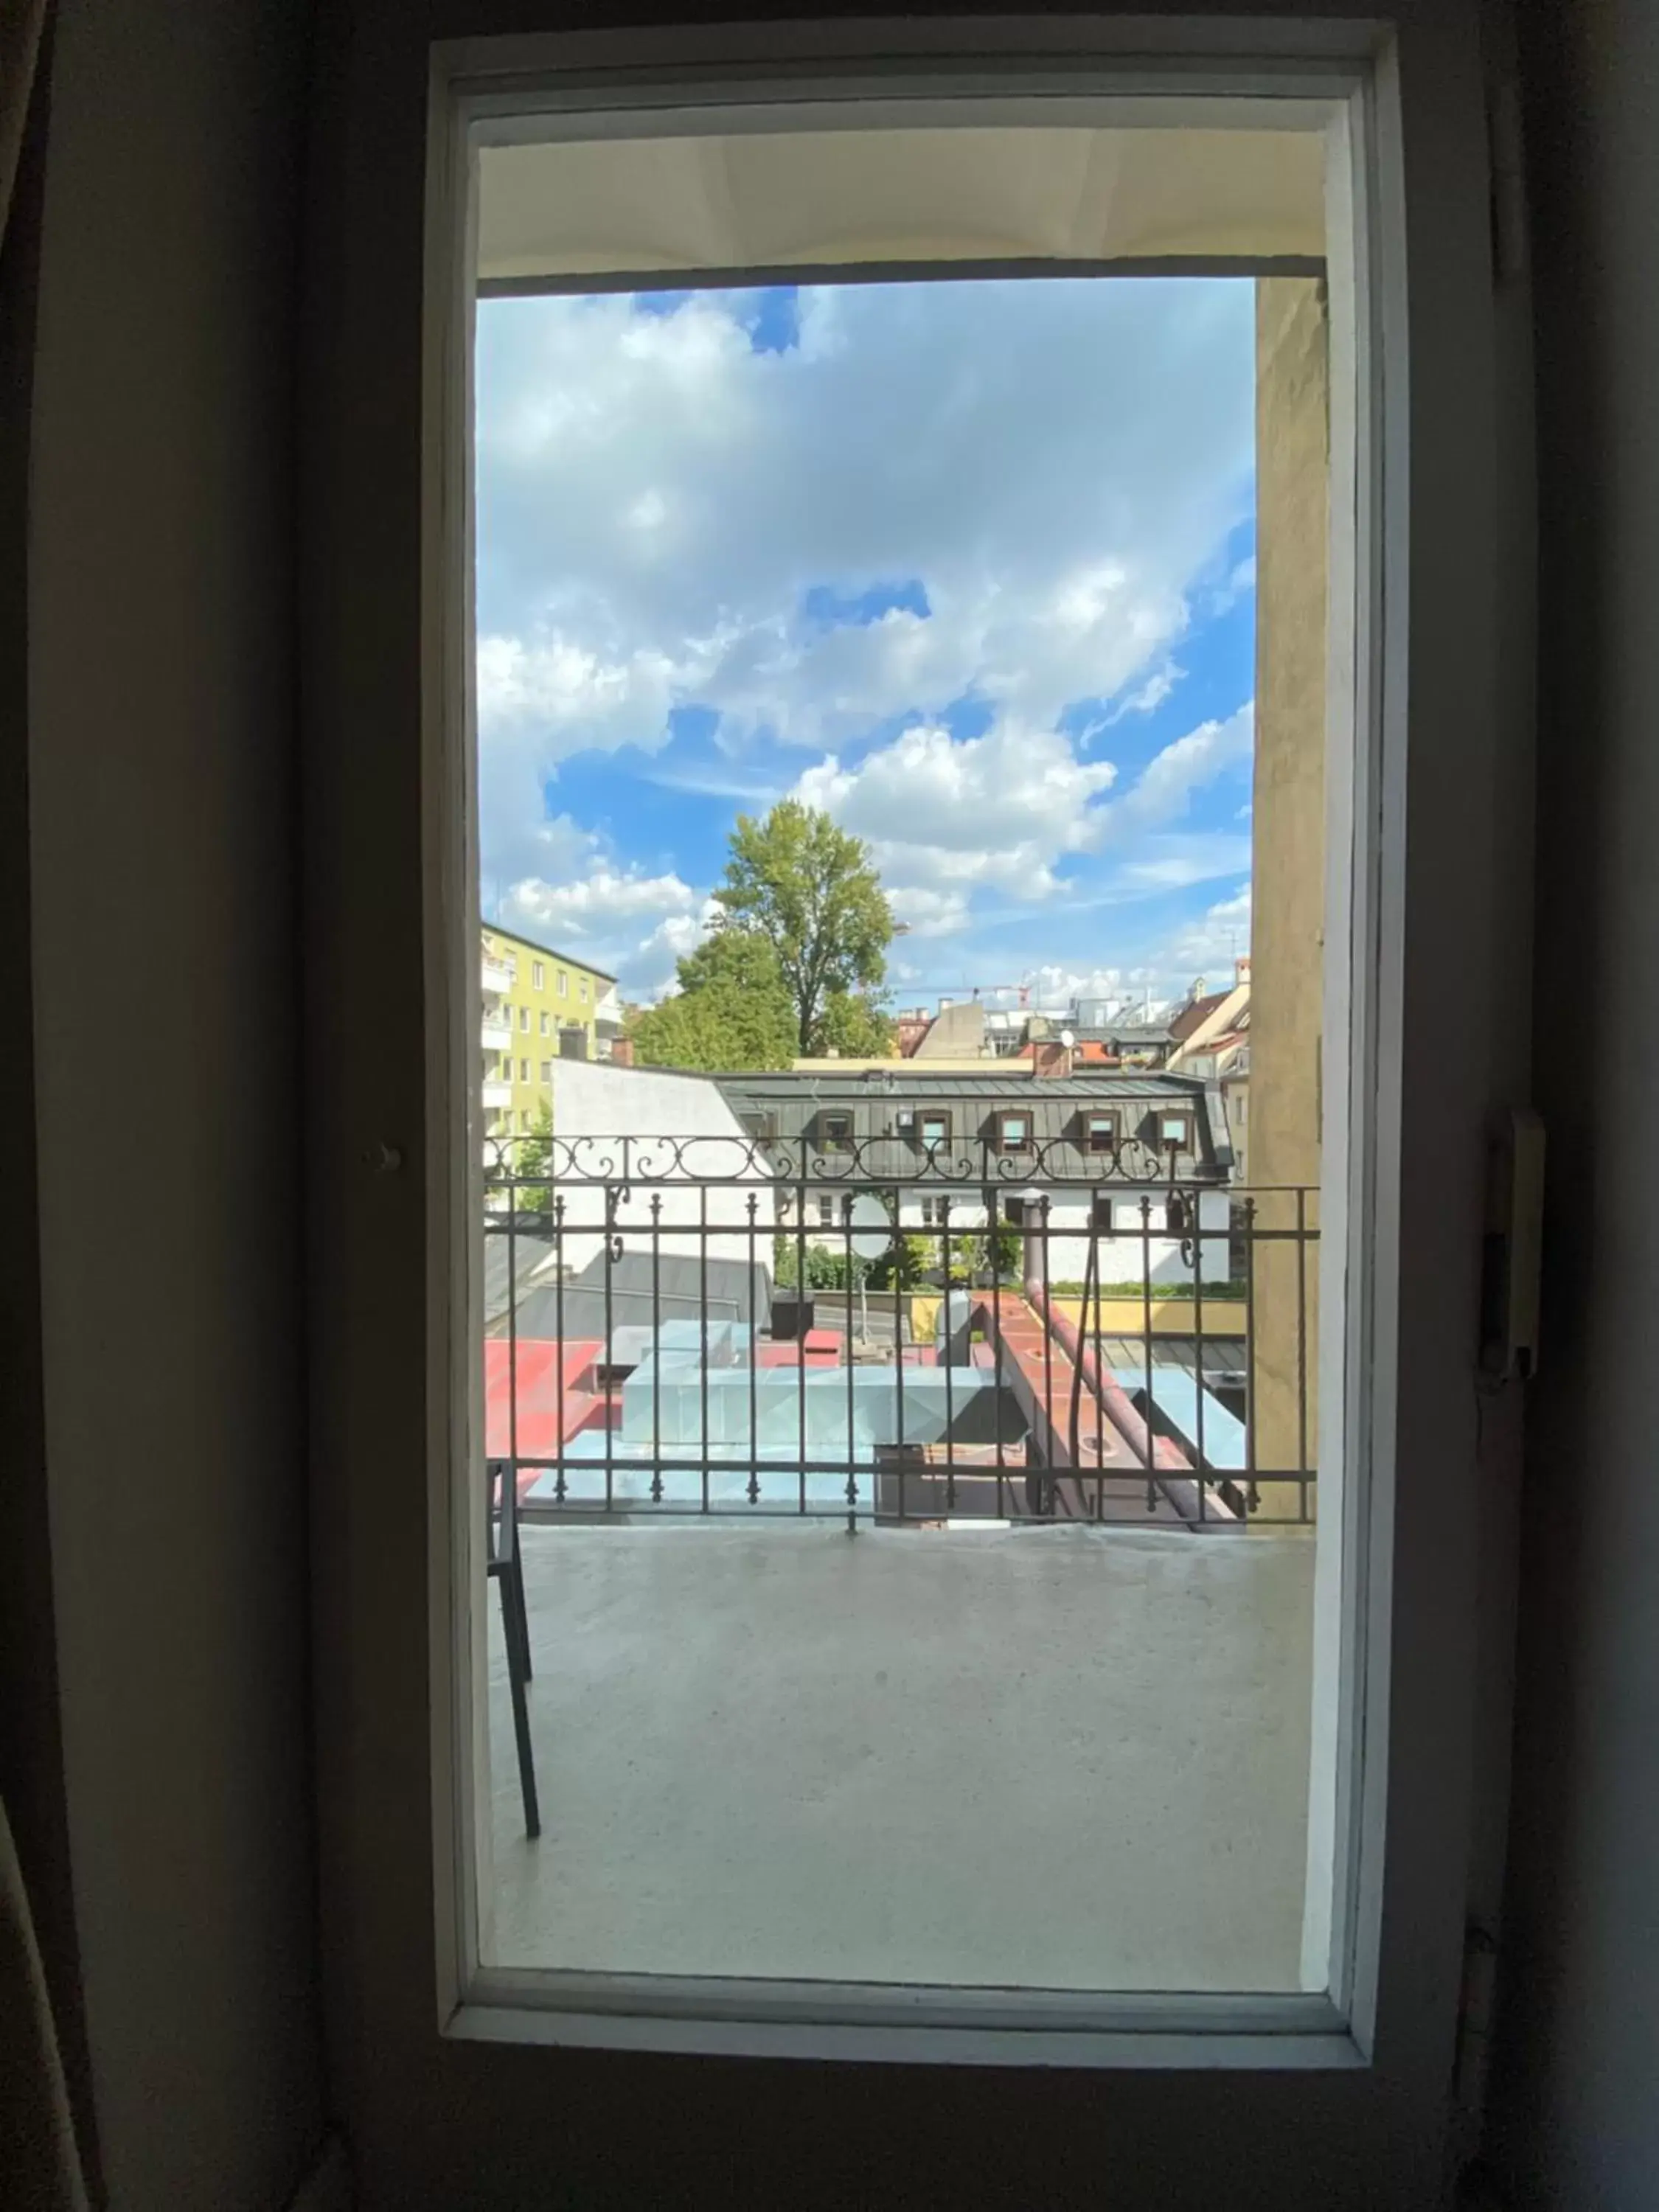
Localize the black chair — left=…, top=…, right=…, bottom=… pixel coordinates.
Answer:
left=486, top=1457, right=540, bottom=1838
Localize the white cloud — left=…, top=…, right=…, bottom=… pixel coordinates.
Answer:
left=1158, top=882, right=1253, bottom=987
left=475, top=280, right=1254, bottom=880
left=1096, top=702, right=1253, bottom=844
left=793, top=718, right=1117, bottom=926
left=493, top=821, right=706, bottom=997
left=1103, top=661, right=1184, bottom=726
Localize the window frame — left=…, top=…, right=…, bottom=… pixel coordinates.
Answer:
left=362, top=3, right=1521, bottom=2112
left=915, top=1107, right=953, bottom=1152
left=994, top=1107, right=1034, bottom=1155
left=1085, top=1109, right=1121, bottom=1155
left=1155, top=1109, right=1194, bottom=1154
left=818, top=1109, right=855, bottom=1153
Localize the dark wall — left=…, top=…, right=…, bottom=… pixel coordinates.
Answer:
left=20, top=0, right=325, bottom=2202
left=1485, top=2, right=1659, bottom=2203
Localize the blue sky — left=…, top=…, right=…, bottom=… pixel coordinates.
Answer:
left=474, top=276, right=1256, bottom=1006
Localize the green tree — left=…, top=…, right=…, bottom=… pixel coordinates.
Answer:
left=515, top=1097, right=554, bottom=1214
left=817, top=988, right=897, bottom=1059
left=867, top=1234, right=932, bottom=1291
left=628, top=928, right=798, bottom=1072
left=714, top=801, right=894, bottom=1053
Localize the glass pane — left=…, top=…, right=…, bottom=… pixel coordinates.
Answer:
left=468, top=120, right=1332, bottom=2001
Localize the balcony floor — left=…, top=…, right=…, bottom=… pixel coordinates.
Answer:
left=487, top=1520, right=1315, bottom=1992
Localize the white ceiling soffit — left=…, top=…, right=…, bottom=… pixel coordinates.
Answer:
left=476, top=125, right=1326, bottom=285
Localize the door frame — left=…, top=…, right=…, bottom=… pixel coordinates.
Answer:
left=304, top=4, right=1523, bottom=2199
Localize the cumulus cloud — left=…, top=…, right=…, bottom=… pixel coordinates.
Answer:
left=1158, top=882, right=1253, bottom=987
left=475, top=279, right=1253, bottom=863
left=493, top=817, right=706, bottom=997
left=793, top=718, right=1116, bottom=925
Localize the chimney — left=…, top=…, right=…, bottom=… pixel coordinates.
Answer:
left=609, top=1036, right=635, bottom=1067
left=1235, top=953, right=1252, bottom=985
left=1032, top=1040, right=1073, bottom=1079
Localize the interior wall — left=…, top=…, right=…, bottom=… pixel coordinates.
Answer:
left=1485, top=1, right=1659, bottom=2203
left=25, top=0, right=325, bottom=2203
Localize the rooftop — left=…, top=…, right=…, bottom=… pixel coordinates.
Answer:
left=481, top=918, right=618, bottom=983
left=715, top=1067, right=1213, bottom=1102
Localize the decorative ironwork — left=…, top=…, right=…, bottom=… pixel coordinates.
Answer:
left=480, top=1134, right=1318, bottom=1531
left=484, top=1127, right=1203, bottom=1191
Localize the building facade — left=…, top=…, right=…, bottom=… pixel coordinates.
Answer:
left=479, top=922, right=616, bottom=1135
left=714, top=1065, right=1236, bottom=1287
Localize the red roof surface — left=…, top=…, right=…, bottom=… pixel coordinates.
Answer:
left=483, top=1338, right=604, bottom=1459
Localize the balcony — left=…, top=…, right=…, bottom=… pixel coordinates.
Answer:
left=481, top=1014, right=512, bottom=1054
left=482, top=949, right=515, bottom=996
left=481, top=1077, right=512, bottom=1111
left=480, top=1132, right=1321, bottom=1989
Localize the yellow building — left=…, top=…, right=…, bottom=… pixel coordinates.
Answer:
left=479, top=922, right=618, bottom=1135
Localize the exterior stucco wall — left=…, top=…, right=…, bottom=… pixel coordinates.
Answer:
left=1250, top=276, right=1328, bottom=1493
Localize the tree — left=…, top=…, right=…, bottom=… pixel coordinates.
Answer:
left=867, top=1234, right=932, bottom=1291
left=817, top=988, right=897, bottom=1060
left=628, top=928, right=798, bottom=1072
left=714, top=801, right=894, bottom=1053
left=515, top=1097, right=554, bottom=1214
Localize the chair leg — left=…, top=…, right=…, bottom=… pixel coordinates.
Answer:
left=511, top=1554, right=533, bottom=1682
left=499, top=1573, right=540, bottom=1840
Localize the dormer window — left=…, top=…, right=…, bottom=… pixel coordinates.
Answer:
left=917, top=1108, right=952, bottom=1152
left=1085, top=1110, right=1119, bottom=1154
left=995, top=1109, right=1033, bottom=1154
left=818, top=1110, right=854, bottom=1153
left=1156, top=1110, right=1194, bottom=1153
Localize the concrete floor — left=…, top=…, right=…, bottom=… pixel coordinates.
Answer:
left=486, top=1522, right=1315, bottom=1992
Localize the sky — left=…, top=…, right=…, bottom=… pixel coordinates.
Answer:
left=474, top=276, right=1256, bottom=1010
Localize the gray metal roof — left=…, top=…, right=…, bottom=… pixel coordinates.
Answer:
left=715, top=1068, right=1208, bottom=1103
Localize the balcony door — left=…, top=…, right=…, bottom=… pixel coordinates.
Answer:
left=303, top=10, right=1531, bottom=2205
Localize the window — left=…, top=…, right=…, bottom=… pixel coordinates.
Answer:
left=1091, top=1194, right=1114, bottom=1232
left=519, top=1059, right=529, bottom=1083
left=818, top=1110, right=854, bottom=1152
left=579, top=976, right=588, bottom=1002
left=540, top=1011, right=550, bottom=1037
left=739, top=1108, right=778, bottom=1141
left=995, top=1110, right=1032, bottom=1153
left=519, top=1110, right=532, bottom=1132
left=557, top=971, right=568, bottom=997
left=918, top=1194, right=951, bottom=1228
left=1085, top=1110, right=1119, bottom=1153
left=499, top=1053, right=512, bottom=1080
left=402, top=15, right=1518, bottom=2118
left=1158, top=1110, right=1192, bottom=1152
left=539, top=1060, right=552, bottom=1083
left=500, top=1003, right=512, bottom=1028
left=1002, top=1195, right=1026, bottom=1227
left=815, top=1194, right=835, bottom=1228
left=532, top=960, right=545, bottom=990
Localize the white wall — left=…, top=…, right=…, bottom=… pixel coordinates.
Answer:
left=551, top=1060, right=777, bottom=1279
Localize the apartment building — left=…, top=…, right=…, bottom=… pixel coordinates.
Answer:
left=479, top=922, right=616, bottom=1133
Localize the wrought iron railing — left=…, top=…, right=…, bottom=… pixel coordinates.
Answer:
left=481, top=1132, right=1318, bottom=1530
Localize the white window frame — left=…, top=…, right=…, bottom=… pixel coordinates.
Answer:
left=532, top=959, right=544, bottom=989
left=398, top=7, right=1513, bottom=2101
left=557, top=970, right=568, bottom=997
